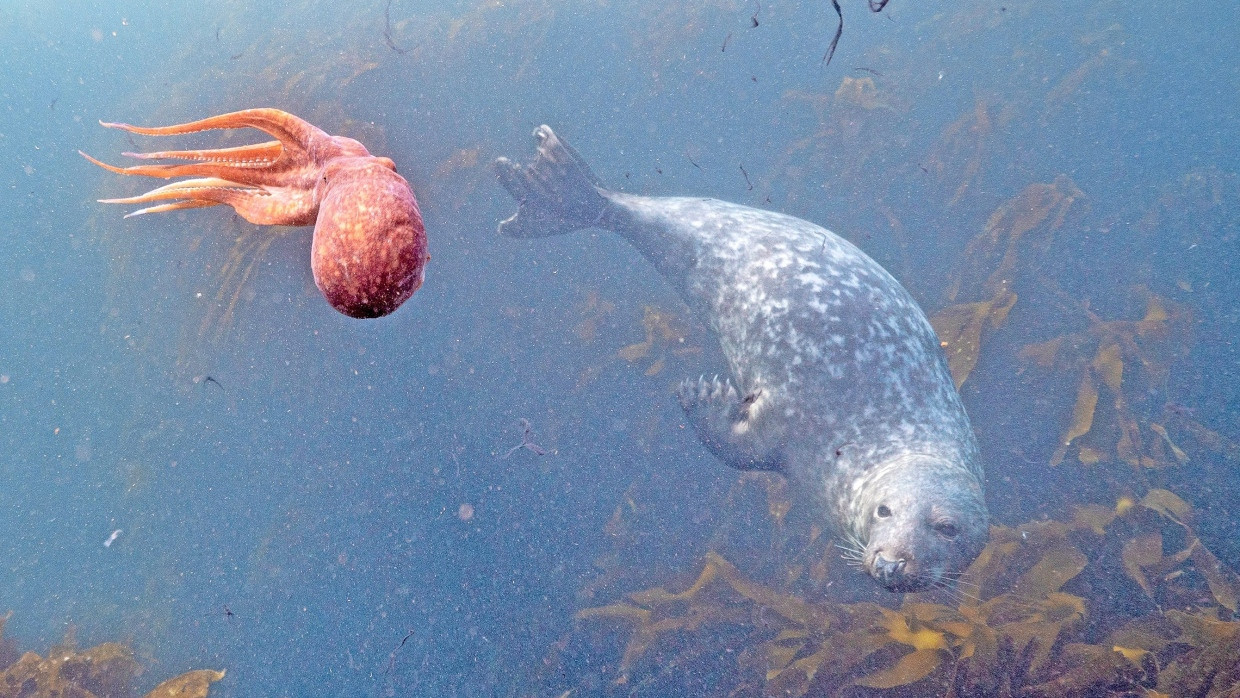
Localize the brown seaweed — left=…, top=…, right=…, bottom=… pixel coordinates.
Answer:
left=0, top=619, right=224, bottom=698
left=142, top=670, right=226, bottom=698
left=931, top=290, right=1017, bottom=389
left=572, top=289, right=616, bottom=345
left=923, top=99, right=994, bottom=209
left=931, top=175, right=1085, bottom=387
left=574, top=490, right=1240, bottom=696
left=616, top=305, right=700, bottom=377
left=1018, top=290, right=1192, bottom=468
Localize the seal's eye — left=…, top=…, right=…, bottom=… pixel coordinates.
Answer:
left=876, top=505, right=892, bottom=518
left=934, top=522, right=959, bottom=539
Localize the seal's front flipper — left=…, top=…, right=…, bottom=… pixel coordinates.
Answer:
left=677, top=376, right=785, bottom=472
left=493, top=125, right=610, bottom=238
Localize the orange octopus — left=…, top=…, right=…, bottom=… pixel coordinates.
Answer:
left=81, top=108, right=427, bottom=318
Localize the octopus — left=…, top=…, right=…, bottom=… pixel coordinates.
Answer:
left=80, top=108, right=428, bottom=318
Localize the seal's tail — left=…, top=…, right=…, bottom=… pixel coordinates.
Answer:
left=493, top=125, right=609, bottom=238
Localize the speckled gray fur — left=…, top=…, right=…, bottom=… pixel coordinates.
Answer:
left=495, top=126, right=988, bottom=592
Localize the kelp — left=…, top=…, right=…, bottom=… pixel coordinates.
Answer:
left=0, top=617, right=224, bottom=698
left=931, top=175, right=1085, bottom=387
left=1018, top=290, right=1192, bottom=468
left=193, top=222, right=290, bottom=344
left=1043, top=43, right=1128, bottom=124
left=574, top=489, right=1240, bottom=696
left=833, top=77, right=895, bottom=113
left=620, top=0, right=740, bottom=90
left=923, top=98, right=995, bottom=209
left=1152, top=611, right=1240, bottom=695
left=951, top=174, right=1086, bottom=304
left=1136, top=166, right=1239, bottom=248
left=929, top=171, right=1206, bottom=473
left=616, top=305, right=700, bottom=378
left=930, top=290, right=1016, bottom=390
left=143, top=671, right=227, bottom=698
left=574, top=302, right=702, bottom=389
left=573, top=289, right=617, bottom=345
left=774, top=75, right=909, bottom=207
left=1167, top=417, right=1240, bottom=468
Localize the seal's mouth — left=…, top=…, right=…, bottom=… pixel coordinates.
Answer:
left=872, top=568, right=937, bottom=593
left=868, top=554, right=938, bottom=593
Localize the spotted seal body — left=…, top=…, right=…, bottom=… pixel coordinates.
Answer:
left=494, top=126, right=988, bottom=592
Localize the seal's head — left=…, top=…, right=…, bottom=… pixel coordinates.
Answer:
left=854, top=455, right=988, bottom=593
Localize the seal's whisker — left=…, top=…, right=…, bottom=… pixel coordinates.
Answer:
left=927, top=578, right=981, bottom=606
left=941, top=575, right=981, bottom=591
left=942, top=569, right=978, bottom=583
left=833, top=541, right=865, bottom=562
left=979, top=592, right=1046, bottom=616
left=938, top=572, right=982, bottom=595
left=834, top=533, right=867, bottom=566
left=944, top=583, right=982, bottom=606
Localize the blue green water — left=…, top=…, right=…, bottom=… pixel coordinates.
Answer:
left=0, top=1, right=1237, bottom=695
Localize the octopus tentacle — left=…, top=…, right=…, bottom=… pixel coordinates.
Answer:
left=113, top=199, right=221, bottom=218
left=96, top=176, right=298, bottom=225
left=98, top=108, right=327, bottom=160
left=79, top=144, right=296, bottom=189
left=97, top=176, right=254, bottom=200
left=98, top=176, right=254, bottom=203
left=80, top=149, right=269, bottom=180
left=119, top=140, right=283, bottom=166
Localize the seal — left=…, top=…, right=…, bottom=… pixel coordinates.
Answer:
left=494, top=126, right=988, bottom=592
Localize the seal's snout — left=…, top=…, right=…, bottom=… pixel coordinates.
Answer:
left=873, top=554, right=906, bottom=582
left=871, top=552, right=922, bottom=591
left=866, top=520, right=937, bottom=591
left=873, top=554, right=910, bottom=589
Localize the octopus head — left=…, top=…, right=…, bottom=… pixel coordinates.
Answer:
left=857, top=456, right=988, bottom=593
left=311, top=157, right=427, bottom=318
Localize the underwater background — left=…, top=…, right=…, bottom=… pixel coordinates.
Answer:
left=0, top=0, right=1237, bottom=695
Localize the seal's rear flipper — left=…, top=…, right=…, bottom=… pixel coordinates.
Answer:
left=494, top=125, right=610, bottom=238
left=677, top=376, right=785, bottom=472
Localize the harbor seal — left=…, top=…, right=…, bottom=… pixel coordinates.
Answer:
left=494, top=126, right=988, bottom=592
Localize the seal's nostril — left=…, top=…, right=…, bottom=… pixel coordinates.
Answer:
left=874, top=554, right=907, bottom=580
